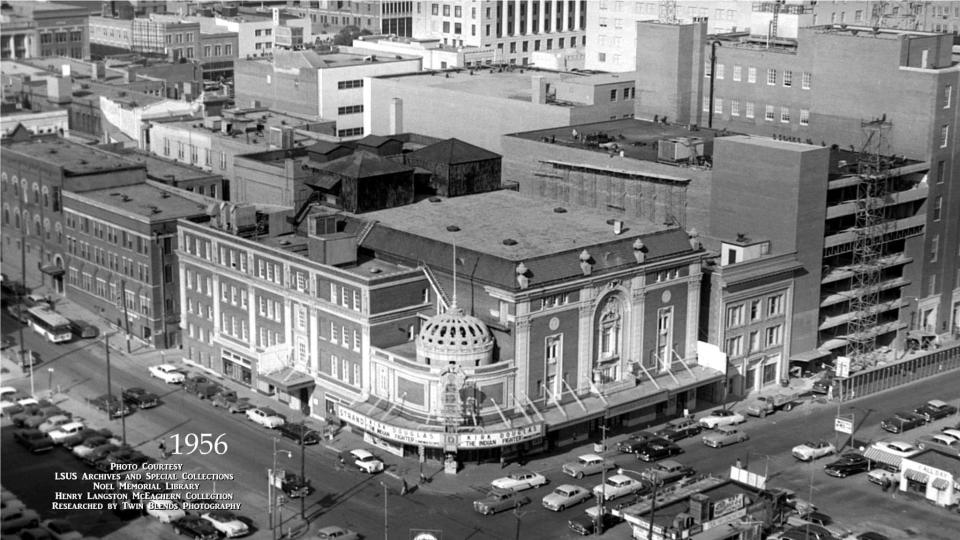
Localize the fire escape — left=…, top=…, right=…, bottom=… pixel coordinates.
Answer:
left=845, top=116, right=893, bottom=369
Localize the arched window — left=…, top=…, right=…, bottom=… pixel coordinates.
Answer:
left=12, top=176, right=19, bottom=196
left=55, top=222, right=63, bottom=243
left=2, top=204, right=8, bottom=225
left=21, top=210, right=29, bottom=232
left=593, top=294, right=624, bottom=385
left=34, top=215, right=41, bottom=236
left=42, top=186, right=49, bottom=208
left=33, top=183, right=40, bottom=204
left=21, top=179, right=27, bottom=203
left=44, top=218, right=51, bottom=240
left=14, top=210, right=20, bottom=229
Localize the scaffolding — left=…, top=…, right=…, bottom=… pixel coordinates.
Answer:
left=845, top=116, right=893, bottom=368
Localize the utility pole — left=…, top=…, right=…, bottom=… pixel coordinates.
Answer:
left=513, top=502, right=525, bottom=540
left=120, top=279, right=132, bottom=353
left=299, top=420, right=306, bottom=520
left=18, top=222, right=27, bottom=386
left=119, top=385, right=126, bottom=446
left=595, top=421, right=609, bottom=536
left=646, top=477, right=658, bottom=540
left=105, top=334, right=112, bottom=415
left=380, top=481, right=389, bottom=540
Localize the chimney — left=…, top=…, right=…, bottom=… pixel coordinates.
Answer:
left=125, top=67, right=137, bottom=83
left=531, top=75, right=547, bottom=104
left=90, top=61, right=105, bottom=80
left=46, top=76, right=72, bottom=105
left=389, top=97, right=403, bottom=135
left=60, top=64, right=71, bottom=77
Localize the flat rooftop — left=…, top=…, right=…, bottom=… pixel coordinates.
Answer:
left=626, top=479, right=758, bottom=528
left=111, top=150, right=220, bottom=182
left=70, top=183, right=209, bottom=222
left=510, top=117, right=731, bottom=162
left=156, top=108, right=323, bottom=144
left=249, top=231, right=413, bottom=279
left=909, top=449, right=960, bottom=476
left=379, top=67, right=583, bottom=102
left=362, top=189, right=668, bottom=261
left=4, top=138, right=143, bottom=175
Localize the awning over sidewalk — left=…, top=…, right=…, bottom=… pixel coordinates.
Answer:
left=931, top=477, right=951, bottom=490
left=39, top=264, right=65, bottom=277
left=790, top=349, right=831, bottom=364
left=904, top=469, right=929, bottom=483
left=261, top=367, right=315, bottom=393
left=863, top=447, right=902, bottom=469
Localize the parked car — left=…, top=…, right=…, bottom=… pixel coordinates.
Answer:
left=640, top=459, right=695, bottom=486
left=811, top=377, right=832, bottom=395
left=943, top=428, right=960, bottom=441
left=144, top=499, right=186, bottom=524
left=916, top=433, right=960, bottom=454
left=88, top=395, right=131, bottom=418
left=246, top=407, right=285, bottom=428
left=702, top=426, right=749, bottom=448
left=473, top=487, right=530, bottom=515
left=791, top=440, right=836, bottom=461
left=23, top=408, right=69, bottom=429
left=866, top=466, right=900, bottom=487
left=276, top=422, right=321, bottom=445
left=38, top=414, right=74, bottom=433
left=39, top=518, right=83, bottom=540
left=872, top=441, right=920, bottom=458
left=567, top=512, right=623, bottom=536
left=120, top=387, right=159, bottom=409
left=542, top=484, right=592, bottom=511
left=6, top=304, right=30, bottom=324
left=653, top=417, right=702, bottom=441
left=315, top=525, right=361, bottom=540
left=185, top=376, right=222, bottom=399
left=82, top=443, right=123, bottom=466
left=69, top=320, right=99, bottom=339
left=634, top=438, right=683, bottom=462
left=47, top=421, right=87, bottom=444
left=914, top=399, right=958, bottom=422
left=561, top=454, right=616, bottom=479
left=616, top=431, right=656, bottom=453
left=0, top=507, right=40, bottom=534
left=491, top=470, right=548, bottom=491
left=780, top=524, right=838, bottom=540
left=880, top=412, right=925, bottom=434
left=698, top=409, right=746, bottom=429
left=10, top=400, right=51, bottom=426
left=823, top=453, right=870, bottom=478
left=19, top=351, right=42, bottom=369
left=744, top=393, right=802, bottom=417
left=148, top=364, right=185, bottom=384
left=171, top=515, right=219, bottom=540
left=13, top=429, right=55, bottom=453
left=200, top=510, right=249, bottom=538
left=349, top=449, right=384, bottom=474
left=592, top=474, right=651, bottom=502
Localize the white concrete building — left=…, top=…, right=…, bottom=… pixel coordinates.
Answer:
left=348, top=35, right=496, bottom=69
left=411, top=0, right=586, bottom=66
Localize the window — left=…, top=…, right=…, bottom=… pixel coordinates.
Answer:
left=704, top=60, right=711, bottom=78
left=780, top=107, right=790, bottom=123
left=801, top=71, right=811, bottom=90
left=766, top=69, right=777, bottom=85
left=933, top=195, right=942, bottom=221
left=747, top=67, right=756, bottom=83
left=731, top=99, right=740, bottom=117
left=726, top=304, right=745, bottom=328
left=764, top=325, right=783, bottom=347
left=799, top=109, right=810, bottom=126
left=656, top=306, right=674, bottom=363
left=431, top=3, right=438, bottom=15
left=945, top=85, right=953, bottom=109
left=748, top=331, right=761, bottom=353
left=765, top=105, right=775, bottom=121
left=940, top=124, right=949, bottom=147
left=725, top=335, right=743, bottom=357
left=767, top=294, right=784, bottom=316
left=337, top=127, right=364, bottom=137
left=610, top=89, right=617, bottom=101
left=337, top=79, right=364, bottom=89
left=337, top=105, right=364, bottom=115
left=930, top=234, right=939, bottom=262
left=703, top=95, right=710, bottom=113
left=746, top=102, right=755, bottom=119
left=732, top=65, right=741, bottom=81
left=545, top=335, right=561, bottom=364
left=442, top=21, right=450, bottom=32
left=714, top=98, right=723, bottom=114
left=442, top=4, right=450, bottom=15
left=716, top=63, right=724, bottom=79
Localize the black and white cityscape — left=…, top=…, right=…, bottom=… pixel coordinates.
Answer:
left=2, top=1, right=960, bottom=539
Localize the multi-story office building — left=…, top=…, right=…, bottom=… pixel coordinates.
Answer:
left=0, top=138, right=146, bottom=295
left=2, top=1, right=90, bottom=60
left=635, top=21, right=959, bottom=343
left=287, top=0, right=414, bottom=37
left=62, top=182, right=209, bottom=348
left=177, top=187, right=718, bottom=463
left=411, top=0, right=588, bottom=66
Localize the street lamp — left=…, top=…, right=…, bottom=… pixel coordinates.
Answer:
left=296, top=420, right=322, bottom=521
left=47, top=367, right=54, bottom=396
left=270, top=438, right=292, bottom=540
left=616, top=467, right=658, bottom=540
left=379, top=481, right=389, bottom=540
left=594, top=420, right=609, bottom=536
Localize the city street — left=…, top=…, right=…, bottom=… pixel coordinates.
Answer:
left=4, top=310, right=960, bottom=540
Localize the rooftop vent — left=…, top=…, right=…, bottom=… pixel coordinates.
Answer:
left=369, top=267, right=382, bottom=274
left=553, top=207, right=567, bottom=213
left=160, top=191, right=171, bottom=199
left=429, top=197, right=442, bottom=203
left=121, top=195, right=131, bottom=202
left=502, top=238, right=517, bottom=246
left=446, top=225, right=460, bottom=232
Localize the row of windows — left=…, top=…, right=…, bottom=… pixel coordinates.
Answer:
left=506, top=35, right=584, bottom=53
left=329, top=354, right=361, bottom=387
left=725, top=294, right=786, bottom=329
left=67, top=267, right=150, bottom=316
left=337, top=79, right=364, bottom=90
left=337, top=105, right=364, bottom=115
left=39, top=31, right=83, bottom=44
left=257, top=295, right=283, bottom=323
left=185, top=298, right=213, bottom=321
left=725, top=324, right=783, bottom=358
left=202, top=44, right=233, bottom=58
left=338, top=127, right=364, bottom=137
left=221, top=313, right=249, bottom=341
left=220, top=282, right=249, bottom=310
left=0, top=174, right=62, bottom=211
left=324, top=322, right=362, bottom=353
left=329, top=283, right=362, bottom=312
left=707, top=64, right=812, bottom=90
left=66, top=237, right=152, bottom=283
left=185, top=268, right=213, bottom=297
left=704, top=97, right=811, bottom=126
left=187, top=323, right=213, bottom=345
left=66, top=211, right=157, bottom=255
left=1, top=206, right=62, bottom=241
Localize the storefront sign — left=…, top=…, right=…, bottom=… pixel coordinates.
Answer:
left=711, top=493, right=745, bottom=518
left=834, top=416, right=853, bottom=434
left=458, top=424, right=543, bottom=448
left=364, top=432, right=404, bottom=457
left=702, top=508, right=747, bottom=531
left=337, top=405, right=445, bottom=446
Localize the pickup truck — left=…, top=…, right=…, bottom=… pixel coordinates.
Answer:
left=744, top=393, right=802, bottom=418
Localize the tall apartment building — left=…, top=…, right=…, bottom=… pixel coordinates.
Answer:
left=411, top=0, right=588, bottom=66
left=635, top=22, right=959, bottom=341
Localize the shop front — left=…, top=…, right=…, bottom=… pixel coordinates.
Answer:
left=900, top=451, right=959, bottom=507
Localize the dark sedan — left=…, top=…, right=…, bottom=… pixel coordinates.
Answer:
left=122, top=387, right=160, bottom=409
left=88, top=394, right=132, bottom=418
left=568, top=512, right=623, bottom=536
left=914, top=399, right=958, bottom=422
left=172, top=515, right=219, bottom=540
left=276, top=423, right=321, bottom=445
left=654, top=418, right=702, bottom=442
left=880, top=411, right=925, bottom=434
left=60, top=428, right=114, bottom=449
left=634, top=438, right=683, bottom=462
left=13, top=429, right=55, bottom=453
left=616, top=431, right=656, bottom=453
left=824, top=453, right=870, bottom=478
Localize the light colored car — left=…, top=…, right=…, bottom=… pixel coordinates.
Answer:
left=315, top=525, right=360, bottom=540
left=698, top=409, right=746, bottom=429
left=201, top=510, right=249, bottom=538
left=349, top=449, right=384, bottom=473
left=872, top=441, right=919, bottom=458
left=148, top=364, right=185, bottom=384
left=246, top=407, right=285, bottom=428
left=941, top=428, right=960, bottom=441
left=40, top=518, right=83, bottom=540
left=145, top=499, right=186, bottom=523
left=48, top=421, right=87, bottom=444
left=542, top=484, right=592, bottom=511
left=702, top=427, right=749, bottom=448
left=592, top=474, right=650, bottom=502
left=490, top=470, right=549, bottom=491
left=791, top=440, right=836, bottom=461
left=38, top=414, right=73, bottom=433
left=561, top=454, right=616, bottom=479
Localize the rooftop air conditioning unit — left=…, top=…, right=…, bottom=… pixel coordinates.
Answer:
left=657, top=137, right=704, bottom=163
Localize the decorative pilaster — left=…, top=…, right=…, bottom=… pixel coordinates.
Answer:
left=577, top=301, right=593, bottom=391
left=685, top=276, right=700, bottom=362
left=513, top=315, right=531, bottom=412
left=629, top=281, right=646, bottom=374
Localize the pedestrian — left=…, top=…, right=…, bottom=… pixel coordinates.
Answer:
left=337, top=453, right=346, bottom=470
left=735, top=458, right=742, bottom=468
left=158, top=440, right=167, bottom=459
left=401, top=478, right=408, bottom=496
